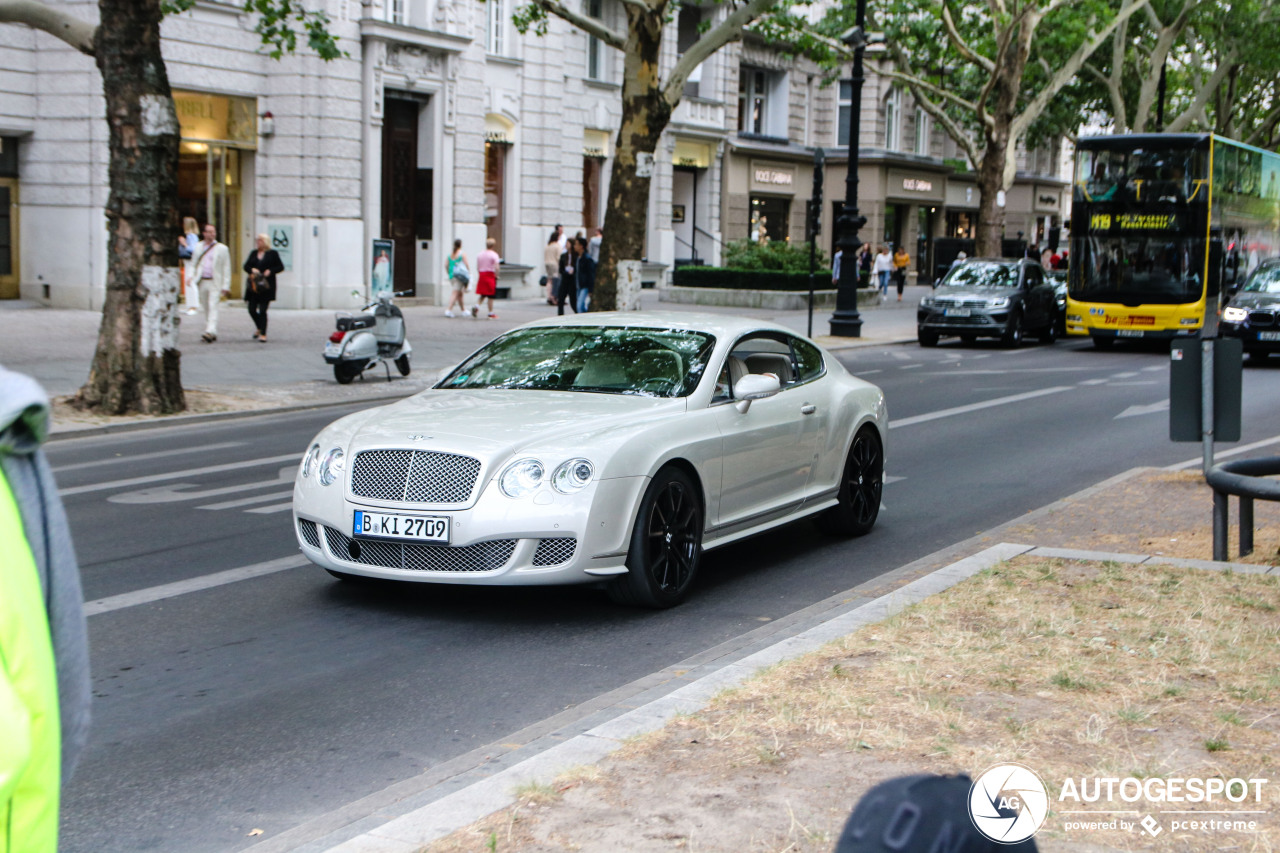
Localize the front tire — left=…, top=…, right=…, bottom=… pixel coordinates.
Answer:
left=608, top=467, right=703, bottom=608
left=395, top=353, right=411, bottom=376
left=1001, top=312, right=1024, bottom=348
left=817, top=426, right=883, bottom=537
left=918, top=329, right=939, bottom=347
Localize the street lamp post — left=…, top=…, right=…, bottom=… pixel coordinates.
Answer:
left=829, top=3, right=869, bottom=337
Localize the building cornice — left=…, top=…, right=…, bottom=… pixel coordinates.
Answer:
left=359, top=19, right=470, bottom=54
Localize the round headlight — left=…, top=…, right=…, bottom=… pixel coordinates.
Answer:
left=301, top=443, right=321, bottom=478
left=499, top=458, right=544, bottom=498
left=552, top=458, right=595, bottom=494
left=318, top=447, right=345, bottom=487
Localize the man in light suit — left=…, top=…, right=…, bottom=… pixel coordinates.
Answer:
left=192, top=223, right=231, bottom=342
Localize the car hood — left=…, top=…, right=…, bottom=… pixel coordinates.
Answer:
left=933, top=285, right=1019, bottom=300
left=337, top=389, right=685, bottom=460
left=1230, top=292, right=1280, bottom=311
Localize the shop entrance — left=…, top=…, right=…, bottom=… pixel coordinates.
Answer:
left=382, top=97, right=423, bottom=297
left=0, top=178, right=17, bottom=299
left=178, top=144, right=243, bottom=294
left=749, top=195, right=790, bottom=243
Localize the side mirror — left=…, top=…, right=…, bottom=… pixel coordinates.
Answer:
left=733, top=373, right=781, bottom=413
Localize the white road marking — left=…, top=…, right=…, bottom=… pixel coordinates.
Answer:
left=1166, top=434, right=1280, bottom=471
left=1111, top=371, right=1140, bottom=379
left=84, top=554, right=310, bottom=617
left=900, top=363, right=923, bottom=370
left=199, top=490, right=294, bottom=511
left=884, top=475, right=906, bottom=485
left=1115, top=399, right=1169, bottom=419
left=1078, top=378, right=1109, bottom=385
left=888, top=387, right=1073, bottom=429
left=59, top=453, right=300, bottom=497
left=246, top=502, right=295, bottom=514
left=109, top=466, right=294, bottom=504
left=51, top=442, right=244, bottom=473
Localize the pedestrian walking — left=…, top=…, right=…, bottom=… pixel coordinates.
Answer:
left=0, top=367, right=91, bottom=853
left=445, top=239, right=470, bottom=317
left=832, top=248, right=842, bottom=287
left=543, top=229, right=562, bottom=306
left=872, top=245, right=893, bottom=297
left=192, top=223, right=231, bottom=342
left=858, top=243, right=872, bottom=288
left=574, top=236, right=595, bottom=313
left=588, top=227, right=603, bottom=263
left=179, top=216, right=200, bottom=314
left=556, top=239, right=578, bottom=315
left=892, top=245, right=910, bottom=301
left=471, top=238, right=500, bottom=319
left=243, top=233, right=284, bottom=342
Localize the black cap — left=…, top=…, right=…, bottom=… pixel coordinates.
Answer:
left=834, top=774, right=1039, bottom=852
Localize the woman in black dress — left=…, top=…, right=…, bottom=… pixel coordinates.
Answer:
left=244, top=233, right=284, bottom=342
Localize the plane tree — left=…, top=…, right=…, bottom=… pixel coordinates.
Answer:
left=0, top=0, right=340, bottom=414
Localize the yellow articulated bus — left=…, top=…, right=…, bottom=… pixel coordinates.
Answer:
left=1067, top=133, right=1280, bottom=348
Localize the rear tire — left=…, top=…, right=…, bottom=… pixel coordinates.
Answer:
left=395, top=353, right=411, bottom=376
left=1001, top=312, right=1023, bottom=348
left=918, top=330, right=939, bottom=347
left=608, top=467, right=703, bottom=608
left=334, top=362, right=363, bottom=384
left=817, top=427, right=883, bottom=537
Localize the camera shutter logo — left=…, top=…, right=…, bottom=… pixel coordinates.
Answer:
left=968, top=763, right=1050, bottom=843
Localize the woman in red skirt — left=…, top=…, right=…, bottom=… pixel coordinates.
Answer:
left=471, top=237, right=501, bottom=318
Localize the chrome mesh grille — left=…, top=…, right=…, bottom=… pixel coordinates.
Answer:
left=532, top=538, right=577, bottom=566
left=322, top=526, right=515, bottom=573
left=350, top=450, right=481, bottom=504
left=297, top=519, right=321, bottom=549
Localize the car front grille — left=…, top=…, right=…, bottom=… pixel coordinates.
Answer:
left=1249, top=310, right=1276, bottom=327
left=934, top=296, right=990, bottom=308
left=322, top=526, right=516, bottom=573
left=532, top=537, right=577, bottom=566
left=297, top=519, right=321, bottom=549
left=350, top=449, right=482, bottom=504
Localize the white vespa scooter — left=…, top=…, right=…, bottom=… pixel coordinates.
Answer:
left=324, top=290, right=412, bottom=384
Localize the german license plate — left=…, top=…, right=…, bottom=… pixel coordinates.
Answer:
left=944, top=307, right=971, bottom=317
left=1117, top=329, right=1144, bottom=338
left=1259, top=331, right=1280, bottom=342
left=324, top=342, right=342, bottom=358
left=353, top=510, right=450, bottom=543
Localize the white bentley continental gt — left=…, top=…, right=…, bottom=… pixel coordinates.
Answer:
left=292, top=312, right=886, bottom=607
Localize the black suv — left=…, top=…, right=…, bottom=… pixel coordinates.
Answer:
left=1220, top=258, right=1280, bottom=361
left=917, top=258, right=1059, bottom=347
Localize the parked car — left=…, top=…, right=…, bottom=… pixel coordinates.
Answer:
left=1220, top=258, right=1280, bottom=360
left=917, top=258, right=1059, bottom=347
left=292, top=313, right=887, bottom=608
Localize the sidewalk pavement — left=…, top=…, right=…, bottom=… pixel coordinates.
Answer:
left=0, top=284, right=928, bottom=422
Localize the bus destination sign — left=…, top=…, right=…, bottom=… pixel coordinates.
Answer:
left=1089, top=213, right=1182, bottom=232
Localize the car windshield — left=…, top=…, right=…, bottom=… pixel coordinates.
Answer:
left=1242, top=264, right=1280, bottom=294
left=439, top=326, right=716, bottom=397
left=943, top=262, right=1017, bottom=288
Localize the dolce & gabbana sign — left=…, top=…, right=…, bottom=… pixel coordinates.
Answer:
left=750, top=161, right=797, bottom=194
left=888, top=168, right=944, bottom=201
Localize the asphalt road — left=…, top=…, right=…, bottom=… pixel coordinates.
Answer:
left=52, top=338, right=1280, bottom=852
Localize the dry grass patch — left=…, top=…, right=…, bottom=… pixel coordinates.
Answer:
left=424, top=558, right=1280, bottom=852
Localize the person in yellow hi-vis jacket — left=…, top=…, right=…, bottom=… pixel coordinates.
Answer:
left=0, top=366, right=90, bottom=853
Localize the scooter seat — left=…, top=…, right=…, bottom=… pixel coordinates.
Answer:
left=337, top=313, right=376, bottom=332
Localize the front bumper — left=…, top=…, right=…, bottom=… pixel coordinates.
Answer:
left=293, top=474, right=649, bottom=586
left=1220, top=323, right=1280, bottom=352
left=917, top=308, right=1010, bottom=337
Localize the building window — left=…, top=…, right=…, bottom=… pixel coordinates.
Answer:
left=388, top=0, right=404, bottom=24
left=738, top=67, right=784, bottom=137
left=914, top=107, right=929, bottom=156
left=750, top=196, right=791, bottom=243
left=487, top=0, right=506, bottom=55
left=583, top=156, right=603, bottom=230
left=587, top=0, right=604, bottom=80
left=884, top=88, right=900, bottom=151
left=678, top=5, right=702, bottom=98
left=837, top=80, right=852, bottom=146
left=485, top=140, right=509, bottom=246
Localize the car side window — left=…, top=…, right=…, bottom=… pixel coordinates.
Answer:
left=1025, top=266, right=1042, bottom=288
left=725, top=334, right=796, bottom=393
left=791, top=337, right=824, bottom=382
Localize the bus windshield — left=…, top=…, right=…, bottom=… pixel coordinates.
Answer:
left=1072, top=236, right=1203, bottom=305
left=1075, top=144, right=1206, bottom=204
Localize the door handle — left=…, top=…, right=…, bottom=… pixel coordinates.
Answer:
left=800, top=404, right=816, bottom=415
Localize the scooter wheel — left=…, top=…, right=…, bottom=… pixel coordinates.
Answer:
left=334, top=362, right=362, bottom=384
left=395, top=354, right=411, bottom=376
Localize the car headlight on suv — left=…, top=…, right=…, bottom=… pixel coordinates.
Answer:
left=920, top=295, right=936, bottom=308
left=986, top=296, right=1011, bottom=309
left=1222, top=306, right=1248, bottom=323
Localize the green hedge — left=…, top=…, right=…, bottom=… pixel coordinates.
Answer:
left=672, top=267, right=836, bottom=292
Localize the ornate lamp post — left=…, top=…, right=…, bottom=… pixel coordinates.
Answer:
left=829, top=6, right=869, bottom=337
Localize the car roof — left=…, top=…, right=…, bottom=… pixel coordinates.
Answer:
left=518, top=311, right=801, bottom=340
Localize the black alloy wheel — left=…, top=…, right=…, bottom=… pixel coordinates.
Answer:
left=1001, top=312, right=1024, bottom=348
left=817, top=426, right=883, bottom=537
left=610, top=467, right=703, bottom=608
left=918, top=329, right=939, bottom=347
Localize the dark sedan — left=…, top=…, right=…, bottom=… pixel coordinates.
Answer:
left=1220, top=259, right=1280, bottom=360
left=917, top=258, right=1059, bottom=347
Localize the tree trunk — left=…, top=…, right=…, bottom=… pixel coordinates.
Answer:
left=74, top=0, right=184, bottom=414
left=974, top=145, right=1006, bottom=258
left=974, top=15, right=1032, bottom=258
left=593, top=4, right=669, bottom=312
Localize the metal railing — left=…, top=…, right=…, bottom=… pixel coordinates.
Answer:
left=1204, top=456, right=1280, bottom=561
